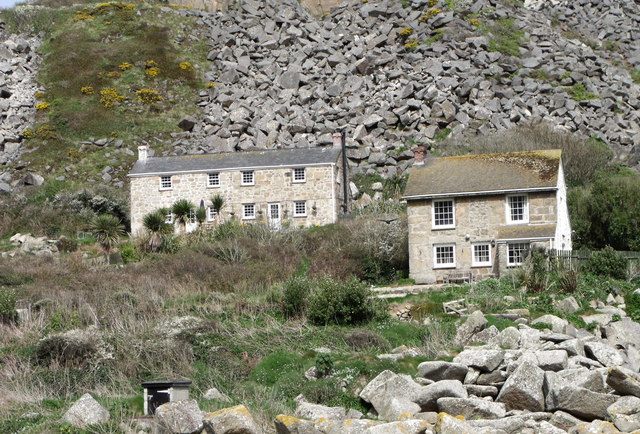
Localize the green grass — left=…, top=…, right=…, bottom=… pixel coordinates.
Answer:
left=482, top=18, right=525, bottom=57
left=631, top=69, right=640, bottom=84
left=485, top=315, right=518, bottom=331
left=568, top=83, right=598, bottom=101
left=16, top=3, right=208, bottom=183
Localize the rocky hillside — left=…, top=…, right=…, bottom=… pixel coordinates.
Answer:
left=0, top=0, right=639, bottom=189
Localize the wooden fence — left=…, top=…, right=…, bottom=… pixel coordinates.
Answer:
left=549, top=249, right=640, bottom=278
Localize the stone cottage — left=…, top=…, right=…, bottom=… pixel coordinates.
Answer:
left=403, top=148, right=572, bottom=284
left=128, top=140, right=348, bottom=234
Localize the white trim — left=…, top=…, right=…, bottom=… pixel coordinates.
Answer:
left=472, top=243, right=492, bottom=267
left=159, top=175, right=172, bottom=190
left=292, top=167, right=306, bottom=183
left=402, top=186, right=556, bottom=200
left=507, top=242, right=530, bottom=266
left=433, top=243, right=456, bottom=269
left=506, top=194, right=529, bottom=224
left=293, top=200, right=307, bottom=217
left=242, top=203, right=256, bottom=220
left=497, top=236, right=553, bottom=242
left=207, top=172, right=220, bottom=188
left=331, top=165, right=337, bottom=223
left=206, top=206, right=217, bottom=222
left=432, top=198, right=455, bottom=230
left=241, top=170, right=255, bottom=186
left=128, top=162, right=336, bottom=177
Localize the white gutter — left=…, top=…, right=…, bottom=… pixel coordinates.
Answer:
left=128, top=162, right=336, bottom=178
left=496, top=236, right=554, bottom=242
left=402, top=186, right=557, bottom=200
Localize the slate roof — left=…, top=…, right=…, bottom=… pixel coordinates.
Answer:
left=403, top=150, right=562, bottom=199
left=497, top=224, right=557, bottom=241
left=129, top=147, right=342, bottom=177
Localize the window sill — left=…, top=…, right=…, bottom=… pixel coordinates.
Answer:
left=433, top=265, right=456, bottom=269
left=293, top=215, right=307, bottom=218
left=471, top=264, right=492, bottom=268
left=207, top=185, right=221, bottom=189
left=240, top=184, right=255, bottom=187
left=432, top=225, right=455, bottom=231
left=505, top=221, right=529, bottom=225
left=159, top=188, right=173, bottom=191
left=242, top=217, right=256, bottom=220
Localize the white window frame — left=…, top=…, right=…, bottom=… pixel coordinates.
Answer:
left=159, top=176, right=172, bottom=190
left=506, top=194, right=529, bottom=224
left=242, top=203, right=256, bottom=220
left=508, top=242, right=530, bottom=266
left=206, top=206, right=217, bottom=222
left=241, top=171, right=255, bottom=186
left=293, top=200, right=307, bottom=217
left=165, top=212, right=174, bottom=224
left=472, top=243, right=492, bottom=267
left=433, top=244, right=456, bottom=269
left=188, top=209, right=197, bottom=224
left=207, top=172, right=220, bottom=188
left=432, top=199, right=455, bottom=229
left=292, top=167, right=306, bottom=183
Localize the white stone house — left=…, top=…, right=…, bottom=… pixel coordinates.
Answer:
left=128, top=144, right=348, bottom=235
left=403, top=148, right=572, bottom=284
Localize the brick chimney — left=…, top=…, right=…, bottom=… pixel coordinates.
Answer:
left=332, top=132, right=342, bottom=148
left=412, top=145, right=428, bottom=165
left=138, top=145, right=148, bottom=161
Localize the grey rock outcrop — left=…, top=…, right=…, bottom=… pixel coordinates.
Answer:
left=155, top=400, right=203, bottom=434
left=63, top=393, right=110, bottom=429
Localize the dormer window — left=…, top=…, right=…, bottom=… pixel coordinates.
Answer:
left=293, top=168, right=306, bottom=183
left=241, top=171, right=254, bottom=186
left=506, top=195, right=529, bottom=224
left=207, top=172, right=220, bottom=188
left=159, top=176, right=172, bottom=190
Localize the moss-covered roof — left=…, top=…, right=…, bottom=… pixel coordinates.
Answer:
left=497, top=224, right=556, bottom=241
left=403, top=150, right=562, bottom=199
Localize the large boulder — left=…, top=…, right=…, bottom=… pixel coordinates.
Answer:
left=453, top=349, right=504, bottom=372
left=274, top=415, right=322, bottom=434
left=555, top=386, right=618, bottom=420
left=605, top=319, right=640, bottom=348
left=413, top=379, right=467, bottom=411
left=531, top=315, right=568, bottom=333
left=607, top=396, right=640, bottom=432
left=155, top=400, right=203, bottom=434
left=454, top=310, right=487, bottom=346
left=203, top=405, right=261, bottom=434
left=294, top=396, right=346, bottom=421
left=63, top=393, right=110, bottom=429
left=584, top=341, right=626, bottom=367
left=607, top=366, right=640, bottom=397
left=416, top=361, right=468, bottom=382
left=496, top=361, right=545, bottom=412
left=365, top=419, right=433, bottom=434
left=437, top=397, right=506, bottom=419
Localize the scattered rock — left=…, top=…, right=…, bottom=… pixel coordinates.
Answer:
left=155, top=400, right=203, bottom=434
left=63, top=394, right=110, bottom=429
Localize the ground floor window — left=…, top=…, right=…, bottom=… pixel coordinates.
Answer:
left=508, top=242, right=530, bottom=266
left=434, top=244, right=456, bottom=268
left=293, top=200, right=307, bottom=217
left=207, top=206, right=217, bottom=222
left=243, top=203, right=256, bottom=220
left=165, top=212, right=174, bottom=224
left=472, top=243, right=492, bottom=267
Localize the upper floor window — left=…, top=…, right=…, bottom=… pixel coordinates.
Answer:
left=508, top=242, right=529, bottom=266
left=241, top=171, right=254, bottom=186
left=472, top=243, right=492, bottom=267
left=208, top=172, right=220, bottom=188
left=243, top=203, right=256, bottom=220
left=293, top=168, right=306, bottom=183
left=293, top=200, right=307, bottom=217
left=159, top=176, right=172, bottom=190
left=507, top=195, right=528, bottom=224
left=433, top=199, right=455, bottom=229
left=434, top=244, right=456, bottom=268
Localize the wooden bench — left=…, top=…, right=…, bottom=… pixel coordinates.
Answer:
left=443, top=270, right=473, bottom=284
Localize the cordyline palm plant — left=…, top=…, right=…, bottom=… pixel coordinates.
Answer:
left=90, top=214, right=125, bottom=258
left=210, top=193, right=225, bottom=223
left=142, top=208, right=172, bottom=252
left=171, top=199, right=195, bottom=233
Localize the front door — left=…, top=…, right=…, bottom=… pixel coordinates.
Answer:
left=268, top=203, right=281, bottom=230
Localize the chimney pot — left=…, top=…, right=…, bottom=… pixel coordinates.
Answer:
left=332, top=132, right=342, bottom=148
left=412, top=145, right=428, bottom=165
left=138, top=146, right=148, bottom=161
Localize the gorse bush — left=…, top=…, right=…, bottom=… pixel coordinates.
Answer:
left=307, top=277, right=383, bottom=326
left=282, top=275, right=310, bottom=318
left=583, top=246, right=627, bottom=280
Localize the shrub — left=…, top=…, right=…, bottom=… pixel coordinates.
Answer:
left=99, top=87, right=125, bottom=108
left=315, top=354, right=333, bottom=378
left=282, top=275, right=310, bottom=318
left=625, top=292, right=640, bottom=321
left=119, top=242, right=139, bottom=263
left=56, top=236, right=78, bottom=253
left=307, top=277, right=383, bottom=326
left=345, top=329, right=388, bottom=350
left=584, top=246, right=627, bottom=280
left=250, top=351, right=305, bottom=386
left=517, top=247, right=548, bottom=293
left=0, top=288, right=17, bottom=324
left=136, top=88, right=163, bottom=105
